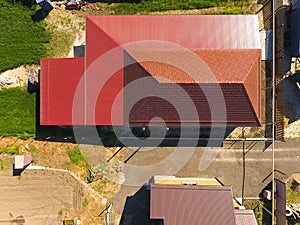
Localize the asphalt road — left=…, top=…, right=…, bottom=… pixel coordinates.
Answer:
left=110, top=139, right=300, bottom=215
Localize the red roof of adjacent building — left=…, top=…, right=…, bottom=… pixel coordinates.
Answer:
left=40, top=15, right=261, bottom=126
left=150, top=184, right=237, bottom=225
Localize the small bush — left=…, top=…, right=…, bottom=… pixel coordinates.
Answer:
left=0, top=158, right=10, bottom=170
left=67, top=146, right=85, bottom=165
left=58, top=209, right=63, bottom=216
left=82, top=197, right=89, bottom=208
left=0, top=146, right=19, bottom=154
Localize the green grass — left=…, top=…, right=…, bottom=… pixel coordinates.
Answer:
left=286, top=180, right=300, bottom=203
left=111, top=0, right=251, bottom=15
left=67, top=146, right=85, bottom=165
left=82, top=197, right=89, bottom=208
left=44, top=12, right=85, bottom=58
left=0, top=146, right=19, bottom=154
left=205, top=7, right=245, bottom=15
left=244, top=199, right=271, bottom=225
left=0, top=158, right=10, bottom=170
left=58, top=209, right=63, bottom=216
left=0, top=0, right=50, bottom=72
left=0, top=87, right=36, bottom=139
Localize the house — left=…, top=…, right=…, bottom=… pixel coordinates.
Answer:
left=149, top=176, right=258, bottom=225
left=40, top=15, right=261, bottom=128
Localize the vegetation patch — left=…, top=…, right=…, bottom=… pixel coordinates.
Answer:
left=0, top=158, right=10, bottom=170
left=0, top=87, right=35, bottom=139
left=287, top=178, right=300, bottom=203
left=89, top=177, right=118, bottom=198
left=244, top=199, right=271, bottom=225
left=45, top=10, right=85, bottom=58
left=67, top=146, right=86, bottom=165
left=0, top=146, right=19, bottom=154
left=110, top=0, right=251, bottom=15
left=0, top=0, right=50, bottom=72
left=82, top=197, right=89, bottom=208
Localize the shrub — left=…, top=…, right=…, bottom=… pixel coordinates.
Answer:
left=67, top=146, right=85, bottom=165
left=0, top=146, right=19, bottom=154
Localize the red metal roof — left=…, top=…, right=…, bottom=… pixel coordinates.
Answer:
left=40, top=15, right=261, bottom=126
left=86, top=15, right=260, bottom=51
left=150, top=184, right=237, bottom=225
left=40, top=57, right=85, bottom=125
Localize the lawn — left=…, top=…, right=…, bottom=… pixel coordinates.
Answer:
left=0, top=87, right=36, bottom=139
left=0, top=0, right=50, bottom=72
left=111, top=0, right=251, bottom=15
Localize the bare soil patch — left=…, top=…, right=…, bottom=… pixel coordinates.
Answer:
left=0, top=169, right=107, bottom=225
left=0, top=137, right=124, bottom=224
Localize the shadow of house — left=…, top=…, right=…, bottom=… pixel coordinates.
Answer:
left=284, top=76, right=300, bottom=124
left=120, top=187, right=162, bottom=225
left=259, top=176, right=288, bottom=225
left=13, top=163, right=30, bottom=176
left=13, top=155, right=33, bottom=176
left=31, top=8, right=51, bottom=22
left=120, top=178, right=258, bottom=225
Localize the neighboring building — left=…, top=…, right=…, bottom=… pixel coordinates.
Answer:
left=149, top=176, right=257, bottom=225
left=291, top=7, right=300, bottom=57
left=40, top=15, right=261, bottom=127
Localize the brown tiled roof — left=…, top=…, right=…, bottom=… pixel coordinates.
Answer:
left=128, top=84, right=259, bottom=126
left=127, top=49, right=261, bottom=83
left=150, top=184, right=237, bottom=225
left=125, top=49, right=261, bottom=126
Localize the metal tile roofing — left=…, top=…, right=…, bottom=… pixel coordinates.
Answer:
left=150, top=184, right=237, bottom=225
left=127, top=83, right=260, bottom=126
left=40, top=15, right=261, bottom=126
left=127, top=49, right=261, bottom=83
left=125, top=49, right=261, bottom=126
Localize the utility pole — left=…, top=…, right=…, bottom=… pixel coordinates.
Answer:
left=272, top=0, right=276, bottom=224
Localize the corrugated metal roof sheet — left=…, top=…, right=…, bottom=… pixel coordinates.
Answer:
left=150, top=184, right=237, bottom=225
left=87, top=15, right=260, bottom=51
left=40, top=57, right=85, bottom=125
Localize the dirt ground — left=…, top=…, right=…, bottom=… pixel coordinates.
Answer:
left=0, top=168, right=107, bottom=225
left=0, top=137, right=123, bottom=224
left=0, top=66, right=35, bottom=89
